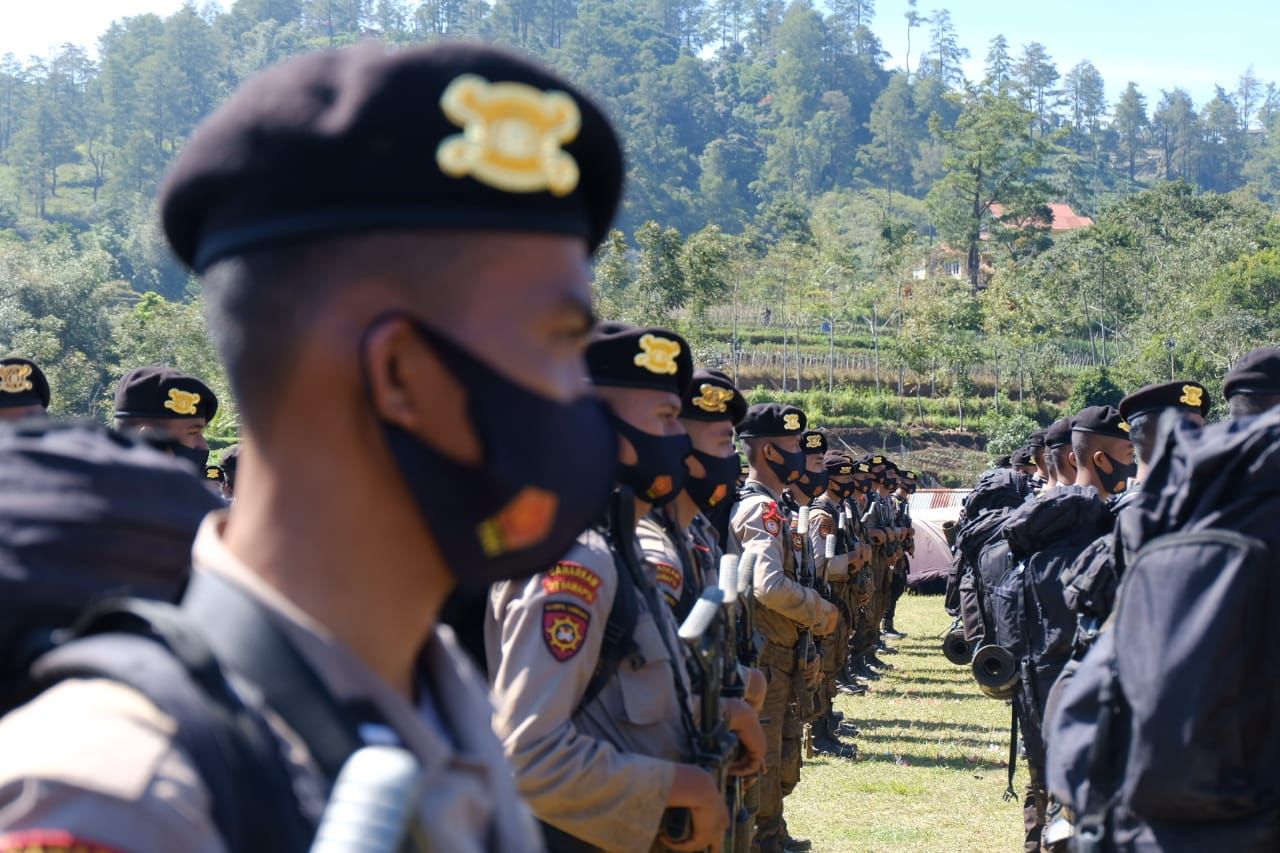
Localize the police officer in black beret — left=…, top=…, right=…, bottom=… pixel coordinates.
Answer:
left=1224, top=346, right=1280, bottom=419
left=1043, top=417, right=1075, bottom=486
left=113, top=365, right=218, bottom=470
left=1119, top=380, right=1210, bottom=484
left=0, top=357, right=51, bottom=422
left=1070, top=405, right=1136, bottom=500
left=0, top=40, right=627, bottom=851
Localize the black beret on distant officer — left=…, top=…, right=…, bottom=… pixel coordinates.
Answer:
left=1044, top=417, right=1074, bottom=449
left=585, top=323, right=691, bottom=395
left=1119, top=381, right=1211, bottom=424
left=0, top=357, right=50, bottom=411
left=681, top=368, right=747, bottom=425
left=1222, top=347, right=1280, bottom=399
left=1027, top=429, right=1047, bottom=449
left=159, top=41, right=624, bottom=273
left=801, top=429, right=827, bottom=455
left=736, top=403, right=806, bottom=438
left=114, top=366, right=218, bottom=423
left=824, top=451, right=854, bottom=476
left=1010, top=446, right=1036, bottom=467
left=1071, top=405, right=1131, bottom=441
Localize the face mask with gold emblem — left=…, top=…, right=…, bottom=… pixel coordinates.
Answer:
left=368, top=315, right=618, bottom=592
left=608, top=413, right=692, bottom=509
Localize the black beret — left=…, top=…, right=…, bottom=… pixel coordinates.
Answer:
left=801, top=429, right=827, bottom=455
left=586, top=323, right=691, bottom=396
left=204, top=464, right=226, bottom=484
left=1027, top=429, right=1047, bottom=449
left=0, top=357, right=50, bottom=410
left=1010, top=446, right=1036, bottom=467
left=220, top=445, right=240, bottom=484
left=823, top=451, right=854, bottom=476
left=1044, top=417, right=1073, bottom=449
left=736, top=403, right=806, bottom=439
left=995, top=455, right=1012, bottom=469
left=1223, top=347, right=1280, bottom=398
left=1071, top=405, right=1131, bottom=441
left=901, top=470, right=918, bottom=481
left=681, top=368, right=747, bottom=424
left=115, top=366, right=218, bottom=422
left=160, top=41, right=624, bottom=272
left=1119, top=381, right=1211, bottom=423
left=862, top=453, right=890, bottom=468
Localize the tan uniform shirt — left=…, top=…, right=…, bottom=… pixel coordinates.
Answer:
left=731, top=480, right=829, bottom=651
left=0, top=513, right=538, bottom=853
left=486, top=527, right=693, bottom=852
left=637, top=514, right=694, bottom=613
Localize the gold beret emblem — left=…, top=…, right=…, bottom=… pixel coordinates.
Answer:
left=0, top=363, right=34, bottom=394
left=782, top=413, right=801, bottom=431
left=1119, top=420, right=1131, bottom=433
left=1179, top=384, right=1204, bottom=408
left=164, top=388, right=202, bottom=417
left=871, top=455, right=884, bottom=464
left=839, top=465, right=852, bottom=475
left=437, top=75, right=581, bottom=197
left=858, top=463, right=870, bottom=473
left=692, top=383, right=734, bottom=414
left=634, top=334, right=681, bottom=375
left=206, top=467, right=222, bottom=480
left=805, top=434, right=823, bottom=449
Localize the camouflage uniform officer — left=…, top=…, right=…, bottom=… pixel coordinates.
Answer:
left=0, top=40, right=632, bottom=852
left=638, top=368, right=747, bottom=619
left=488, top=325, right=764, bottom=853
left=732, top=405, right=838, bottom=853
left=0, top=357, right=50, bottom=422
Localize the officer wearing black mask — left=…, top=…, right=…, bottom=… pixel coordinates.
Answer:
left=112, top=365, right=218, bottom=470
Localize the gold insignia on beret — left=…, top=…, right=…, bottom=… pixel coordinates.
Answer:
left=858, top=464, right=870, bottom=473
left=437, top=75, right=582, bottom=197
left=1119, top=421, right=1131, bottom=433
left=1179, top=384, right=1204, bottom=408
left=692, top=383, right=734, bottom=413
left=0, top=363, right=33, bottom=394
left=872, top=455, right=884, bottom=464
left=782, top=413, right=801, bottom=431
left=206, top=467, right=222, bottom=479
left=839, top=465, right=852, bottom=474
left=634, top=334, right=681, bottom=375
left=805, top=434, right=823, bottom=449
left=164, top=388, right=202, bottom=416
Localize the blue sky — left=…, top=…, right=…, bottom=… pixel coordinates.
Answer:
left=3, top=0, right=1275, bottom=107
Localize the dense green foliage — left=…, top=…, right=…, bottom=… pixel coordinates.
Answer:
left=1, top=0, right=1278, bottom=447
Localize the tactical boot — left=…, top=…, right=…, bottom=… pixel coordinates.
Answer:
left=883, top=619, right=906, bottom=639
left=828, top=708, right=844, bottom=724
left=837, top=679, right=868, bottom=696
left=852, top=654, right=881, bottom=681
left=784, top=836, right=813, bottom=852
left=877, top=637, right=898, bottom=654
left=867, top=652, right=894, bottom=671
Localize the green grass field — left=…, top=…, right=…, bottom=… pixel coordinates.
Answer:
left=786, top=593, right=1029, bottom=852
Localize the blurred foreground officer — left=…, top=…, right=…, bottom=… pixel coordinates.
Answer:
left=488, top=325, right=763, bottom=852
left=1224, top=346, right=1280, bottom=418
left=113, top=365, right=218, bottom=469
left=0, top=40, right=627, bottom=853
left=0, top=357, right=50, bottom=422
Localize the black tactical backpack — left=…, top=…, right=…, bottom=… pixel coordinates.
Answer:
left=1046, top=408, right=1280, bottom=852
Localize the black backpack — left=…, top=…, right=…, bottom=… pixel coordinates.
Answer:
left=0, top=422, right=344, bottom=852
left=1046, top=408, right=1280, bottom=852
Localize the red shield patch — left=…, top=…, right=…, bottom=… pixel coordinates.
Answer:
left=542, top=602, right=590, bottom=661
left=762, top=502, right=783, bottom=537
left=792, top=532, right=804, bottom=553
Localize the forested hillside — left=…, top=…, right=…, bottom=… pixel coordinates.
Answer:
left=3, top=0, right=1279, bottom=480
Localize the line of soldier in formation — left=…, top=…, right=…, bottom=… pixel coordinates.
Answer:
left=0, top=40, right=929, bottom=853
left=945, top=346, right=1280, bottom=852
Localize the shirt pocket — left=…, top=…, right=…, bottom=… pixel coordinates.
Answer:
left=618, top=611, right=677, bottom=728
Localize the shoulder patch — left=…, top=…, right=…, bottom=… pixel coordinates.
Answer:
left=653, top=561, right=683, bottom=594
left=0, top=831, right=124, bottom=853
left=791, top=531, right=804, bottom=553
left=819, top=518, right=833, bottom=538
left=542, top=601, right=590, bottom=661
left=542, top=561, right=603, bottom=604
left=761, top=501, right=783, bottom=537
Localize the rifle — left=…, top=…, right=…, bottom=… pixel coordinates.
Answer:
left=717, top=555, right=753, bottom=853
left=792, top=506, right=818, bottom=720
left=662, top=559, right=743, bottom=851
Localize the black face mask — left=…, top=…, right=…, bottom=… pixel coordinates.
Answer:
left=833, top=480, right=855, bottom=499
left=1095, top=451, right=1137, bottom=495
left=765, top=442, right=804, bottom=485
left=171, top=442, right=210, bottom=471
left=609, top=413, right=692, bottom=509
left=685, top=448, right=741, bottom=513
left=795, top=467, right=829, bottom=501
left=370, top=317, right=618, bottom=593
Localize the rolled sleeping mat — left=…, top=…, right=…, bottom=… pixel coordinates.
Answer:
left=943, top=626, right=974, bottom=666
left=971, top=644, right=1019, bottom=700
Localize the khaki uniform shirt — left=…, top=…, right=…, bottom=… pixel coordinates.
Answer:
left=731, top=480, right=828, bottom=652
left=486, top=527, right=693, bottom=853
left=0, top=513, right=538, bottom=853
left=808, top=498, right=850, bottom=582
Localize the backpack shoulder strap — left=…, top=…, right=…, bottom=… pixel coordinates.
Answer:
left=578, top=515, right=640, bottom=712
left=31, top=604, right=311, bottom=853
